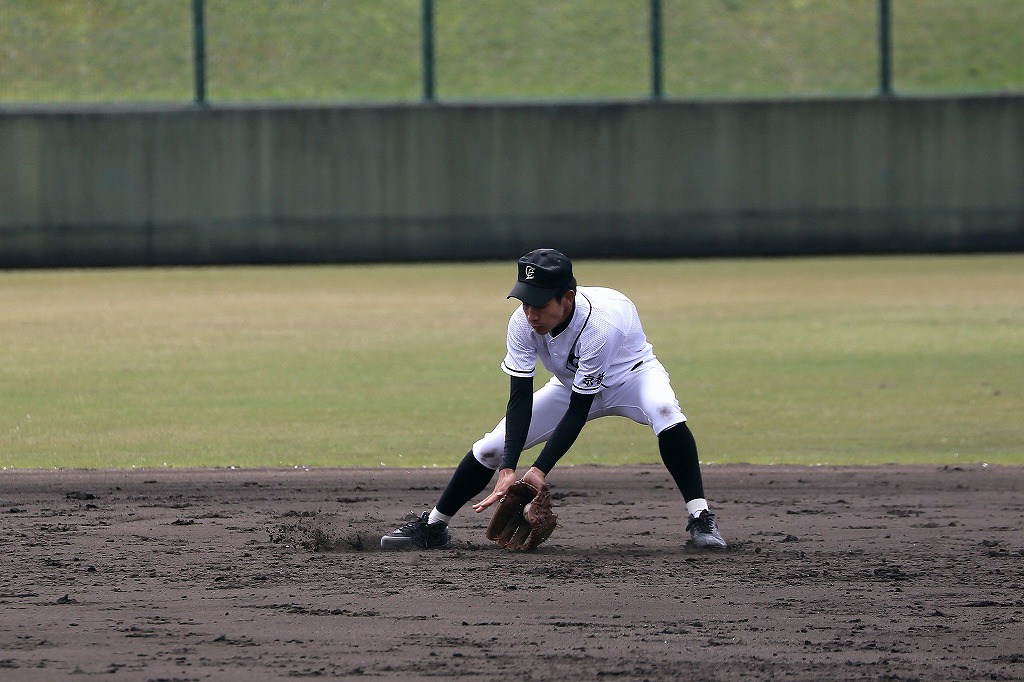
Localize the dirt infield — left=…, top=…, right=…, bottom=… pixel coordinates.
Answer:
left=2, top=464, right=1022, bottom=681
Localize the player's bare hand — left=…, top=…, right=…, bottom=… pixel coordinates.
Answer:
left=521, top=467, right=546, bottom=490
left=473, top=468, right=516, bottom=512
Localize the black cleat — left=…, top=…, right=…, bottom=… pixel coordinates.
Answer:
left=380, top=512, right=450, bottom=550
left=686, top=510, right=727, bottom=549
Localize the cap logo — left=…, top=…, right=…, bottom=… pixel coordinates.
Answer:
left=524, top=265, right=536, bottom=280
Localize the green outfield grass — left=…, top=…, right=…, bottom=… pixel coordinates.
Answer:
left=1, top=255, right=1021, bottom=470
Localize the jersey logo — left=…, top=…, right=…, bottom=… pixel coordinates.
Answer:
left=524, top=265, right=536, bottom=280
left=580, top=372, right=605, bottom=388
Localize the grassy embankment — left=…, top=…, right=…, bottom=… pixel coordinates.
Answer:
left=1, top=0, right=1021, bottom=103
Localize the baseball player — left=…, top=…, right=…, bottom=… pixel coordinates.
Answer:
left=381, top=248, right=726, bottom=550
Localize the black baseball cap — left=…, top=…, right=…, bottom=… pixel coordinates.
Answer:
left=507, top=248, right=575, bottom=306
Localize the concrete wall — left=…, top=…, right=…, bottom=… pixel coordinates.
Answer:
left=1, top=96, right=1022, bottom=267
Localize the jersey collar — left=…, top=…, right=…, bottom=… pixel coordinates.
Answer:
left=550, top=301, right=576, bottom=338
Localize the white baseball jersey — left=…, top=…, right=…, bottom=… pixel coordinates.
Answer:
left=501, top=287, right=657, bottom=394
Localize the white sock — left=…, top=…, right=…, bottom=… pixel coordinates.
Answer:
left=428, top=508, right=451, bottom=525
left=686, top=499, right=709, bottom=518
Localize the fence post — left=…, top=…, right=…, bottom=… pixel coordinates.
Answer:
left=650, top=0, right=663, bottom=99
left=192, top=0, right=207, bottom=105
left=878, top=0, right=892, bottom=95
left=422, top=0, right=435, bottom=101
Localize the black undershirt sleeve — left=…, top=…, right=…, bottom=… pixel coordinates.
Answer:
left=531, top=390, right=595, bottom=474
left=500, top=375, right=534, bottom=471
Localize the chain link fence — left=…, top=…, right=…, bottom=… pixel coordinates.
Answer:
left=2, top=0, right=1022, bottom=104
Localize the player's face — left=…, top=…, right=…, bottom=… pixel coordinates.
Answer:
left=522, top=291, right=574, bottom=335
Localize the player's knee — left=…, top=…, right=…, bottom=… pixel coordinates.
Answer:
left=651, top=403, right=685, bottom=433
left=471, top=440, right=503, bottom=470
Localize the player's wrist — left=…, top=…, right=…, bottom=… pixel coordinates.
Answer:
left=529, top=461, right=553, bottom=475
